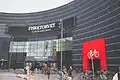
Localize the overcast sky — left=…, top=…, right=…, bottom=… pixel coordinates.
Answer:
left=0, top=0, right=73, bottom=13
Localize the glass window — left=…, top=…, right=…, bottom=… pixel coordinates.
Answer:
left=17, top=42, right=25, bottom=46
left=12, top=42, right=18, bottom=46
left=12, top=48, right=17, bottom=52
left=53, top=39, right=59, bottom=51
left=9, top=37, right=72, bottom=57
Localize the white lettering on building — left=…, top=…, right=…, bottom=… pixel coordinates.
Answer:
left=28, top=23, right=56, bottom=32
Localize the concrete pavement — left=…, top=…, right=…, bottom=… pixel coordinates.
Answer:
left=0, top=71, right=58, bottom=80
left=0, top=72, right=24, bottom=80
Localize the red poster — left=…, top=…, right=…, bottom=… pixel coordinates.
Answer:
left=82, top=38, right=107, bottom=71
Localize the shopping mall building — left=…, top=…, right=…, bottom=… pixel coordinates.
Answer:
left=0, top=0, right=120, bottom=71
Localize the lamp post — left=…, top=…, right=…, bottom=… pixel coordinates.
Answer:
left=60, top=19, right=63, bottom=71
left=91, top=57, right=95, bottom=80
left=88, top=50, right=95, bottom=79
left=8, top=36, right=14, bottom=71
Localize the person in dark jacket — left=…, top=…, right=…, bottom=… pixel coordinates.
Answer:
left=47, top=67, right=50, bottom=79
left=68, top=66, right=73, bottom=77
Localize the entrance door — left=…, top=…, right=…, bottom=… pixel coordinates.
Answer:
left=88, top=59, right=100, bottom=71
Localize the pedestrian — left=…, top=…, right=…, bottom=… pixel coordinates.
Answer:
left=1, top=62, right=3, bottom=69
left=47, top=67, right=50, bottom=80
left=68, top=66, right=73, bottom=78
left=44, top=64, right=48, bottom=75
left=63, top=66, right=67, bottom=74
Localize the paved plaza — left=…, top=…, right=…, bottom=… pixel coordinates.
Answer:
left=0, top=71, right=58, bottom=80
left=0, top=69, right=116, bottom=80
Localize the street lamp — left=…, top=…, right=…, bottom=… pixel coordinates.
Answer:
left=8, top=36, right=14, bottom=71
left=89, top=50, right=95, bottom=80
left=60, top=19, right=63, bottom=71
left=91, top=57, right=95, bottom=80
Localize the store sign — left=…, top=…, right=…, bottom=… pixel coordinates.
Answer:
left=6, top=16, right=75, bottom=35
left=82, top=38, right=107, bottom=71
left=28, top=22, right=59, bottom=33
left=87, top=49, right=99, bottom=59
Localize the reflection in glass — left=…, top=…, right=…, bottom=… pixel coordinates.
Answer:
left=9, top=37, right=72, bottom=60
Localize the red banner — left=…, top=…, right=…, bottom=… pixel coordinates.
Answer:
left=82, top=38, right=107, bottom=71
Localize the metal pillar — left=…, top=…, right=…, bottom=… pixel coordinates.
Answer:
left=8, top=37, right=14, bottom=71
left=91, top=57, right=95, bottom=80
left=60, top=19, right=63, bottom=71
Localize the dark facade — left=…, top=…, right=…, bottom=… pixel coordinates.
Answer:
left=73, top=0, right=120, bottom=71
left=0, top=0, right=120, bottom=71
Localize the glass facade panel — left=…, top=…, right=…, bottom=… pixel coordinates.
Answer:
left=9, top=37, right=72, bottom=61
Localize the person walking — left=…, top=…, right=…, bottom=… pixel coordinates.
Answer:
left=1, top=62, right=3, bottom=69
left=47, top=67, right=50, bottom=80
left=67, top=66, right=73, bottom=79
left=63, top=66, right=67, bottom=74
left=44, top=64, right=48, bottom=75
